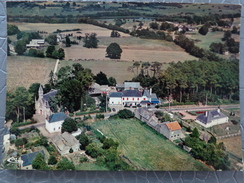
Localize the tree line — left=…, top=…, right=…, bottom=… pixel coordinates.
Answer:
left=130, top=59, right=239, bottom=105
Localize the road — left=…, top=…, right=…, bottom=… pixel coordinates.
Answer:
left=149, top=104, right=240, bottom=113
left=17, top=104, right=239, bottom=130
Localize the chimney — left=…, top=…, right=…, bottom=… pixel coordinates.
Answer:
left=205, top=111, right=208, bottom=117
left=150, top=88, right=152, bottom=95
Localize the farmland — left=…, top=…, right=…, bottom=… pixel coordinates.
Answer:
left=91, top=118, right=211, bottom=171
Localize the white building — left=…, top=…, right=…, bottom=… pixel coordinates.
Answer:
left=195, top=109, right=229, bottom=128
left=45, top=112, right=68, bottom=133
left=159, top=121, right=183, bottom=140
left=26, top=39, right=45, bottom=48
left=109, top=92, right=123, bottom=105
left=50, top=132, right=80, bottom=155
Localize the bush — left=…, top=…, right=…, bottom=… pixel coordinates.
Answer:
left=80, top=156, right=88, bottom=163
left=117, top=109, right=134, bottom=119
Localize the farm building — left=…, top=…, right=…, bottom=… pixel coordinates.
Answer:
left=45, top=112, right=68, bottom=133
left=26, top=39, right=45, bottom=48
left=35, top=85, right=57, bottom=119
left=195, top=109, right=229, bottom=128
left=159, top=121, right=183, bottom=140
left=50, top=132, right=80, bottom=155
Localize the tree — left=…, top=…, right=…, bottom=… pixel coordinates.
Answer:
left=14, top=40, right=27, bottom=55
left=149, top=22, right=159, bottom=30
left=32, top=153, right=49, bottom=170
left=117, top=109, right=134, bottom=119
left=76, top=134, right=90, bottom=150
left=191, top=128, right=200, bottom=138
left=111, top=30, right=121, bottom=37
left=45, top=34, right=57, bottom=45
left=48, top=155, right=57, bottom=165
left=198, top=24, right=209, bottom=35
left=7, top=24, right=20, bottom=35
left=108, top=77, right=117, bottom=86
left=83, top=33, right=99, bottom=48
left=56, top=158, right=75, bottom=170
left=65, top=36, right=71, bottom=47
left=61, top=118, right=78, bottom=133
left=106, top=43, right=122, bottom=59
left=94, top=71, right=109, bottom=85
left=6, top=87, right=33, bottom=123
left=102, top=138, right=119, bottom=150
left=46, top=45, right=55, bottom=57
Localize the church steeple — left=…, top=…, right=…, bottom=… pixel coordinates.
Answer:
left=38, top=85, right=44, bottom=100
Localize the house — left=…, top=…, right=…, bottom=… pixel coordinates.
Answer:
left=109, top=89, right=160, bottom=107
left=19, top=150, right=45, bottom=170
left=159, top=121, right=183, bottom=140
left=109, top=92, right=123, bottom=105
left=50, top=132, right=80, bottom=155
left=122, top=90, right=142, bottom=106
left=195, top=109, right=229, bottom=128
left=45, top=112, right=68, bottom=133
left=35, top=85, right=57, bottom=119
left=26, top=39, right=45, bottom=48
left=134, top=107, right=159, bottom=129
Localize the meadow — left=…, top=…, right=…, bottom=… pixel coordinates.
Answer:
left=91, top=118, right=211, bottom=171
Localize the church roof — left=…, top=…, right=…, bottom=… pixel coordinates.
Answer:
left=43, top=89, right=58, bottom=101
left=110, top=92, right=123, bottom=98
left=49, top=112, right=68, bottom=123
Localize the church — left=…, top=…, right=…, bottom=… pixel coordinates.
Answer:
left=35, top=85, right=58, bottom=119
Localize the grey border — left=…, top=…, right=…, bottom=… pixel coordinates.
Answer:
left=1, top=0, right=244, bottom=182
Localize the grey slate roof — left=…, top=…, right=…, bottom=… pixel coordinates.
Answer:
left=124, top=82, right=141, bottom=89
left=43, top=89, right=58, bottom=101
left=196, top=110, right=227, bottom=125
left=122, top=90, right=142, bottom=97
left=142, top=90, right=150, bottom=98
left=49, top=112, right=68, bottom=123
left=150, top=93, right=159, bottom=103
left=21, top=150, right=44, bottom=167
left=110, top=92, right=123, bottom=98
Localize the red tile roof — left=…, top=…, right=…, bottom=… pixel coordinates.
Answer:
left=166, top=121, right=181, bottom=131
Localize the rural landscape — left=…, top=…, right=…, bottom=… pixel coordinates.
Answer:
left=3, top=2, right=242, bottom=171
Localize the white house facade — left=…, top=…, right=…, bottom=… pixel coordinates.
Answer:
left=109, top=92, right=123, bottom=105
left=45, top=112, right=68, bottom=133
left=195, top=109, right=229, bottom=128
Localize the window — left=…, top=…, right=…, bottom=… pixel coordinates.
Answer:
left=138, top=98, right=139, bottom=100
left=127, top=98, right=129, bottom=100
left=132, top=98, right=134, bottom=100
left=122, top=98, right=124, bottom=100
left=54, top=128, right=55, bottom=131
left=144, top=98, right=146, bottom=100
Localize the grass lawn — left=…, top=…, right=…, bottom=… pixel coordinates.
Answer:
left=91, top=118, right=211, bottom=171
left=76, top=162, right=109, bottom=171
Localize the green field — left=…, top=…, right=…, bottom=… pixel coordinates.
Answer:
left=91, top=118, right=211, bottom=171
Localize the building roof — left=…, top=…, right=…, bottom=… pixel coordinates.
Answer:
left=150, top=93, right=160, bottom=103
left=49, top=112, right=68, bottom=123
left=122, top=90, right=142, bottom=97
left=110, top=92, right=123, bottom=98
left=51, top=132, right=80, bottom=155
left=165, top=121, right=182, bottom=131
left=21, top=150, right=44, bottom=167
left=142, top=90, right=150, bottom=98
left=196, top=109, right=227, bottom=125
left=124, top=82, right=141, bottom=89
left=43, top=89, right=58, bottom=101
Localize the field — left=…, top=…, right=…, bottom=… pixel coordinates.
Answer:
left=91, top=118, right=211, bottom=171
left=7, top=56, right=56, bottom=92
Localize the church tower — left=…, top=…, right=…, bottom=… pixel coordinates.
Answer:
left=38, top=85, right=43, bottom=100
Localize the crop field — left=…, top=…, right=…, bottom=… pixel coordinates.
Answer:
left=7, top=56, right=56, bottom=92
left=91, top=118, right=211, bottom=171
